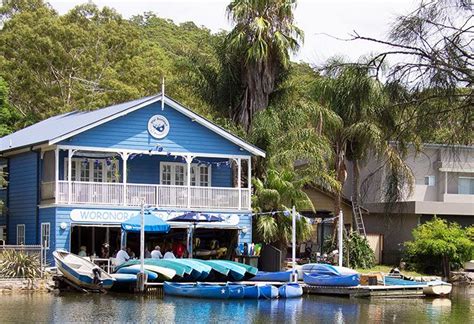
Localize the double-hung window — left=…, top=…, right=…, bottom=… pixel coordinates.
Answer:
left=41, top=223, right=50, bottom=249
left=0, top=225, right=6, bottom=243
left=458, top=177, right=474, bottom=195
left=160, top=162, right=211, bottom=187
left=65, top=158, right=119, bottom=183
left=17, top=224, right=25, bottom=245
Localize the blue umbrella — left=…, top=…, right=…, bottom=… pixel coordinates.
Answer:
left=121, top=211, right=170, bottom=233
left=168, top=211, right=224, bottom=222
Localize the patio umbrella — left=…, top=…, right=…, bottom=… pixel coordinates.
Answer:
left=168, top=211, right=224, bottom=223
left=121, top=211, right=170, bottom=233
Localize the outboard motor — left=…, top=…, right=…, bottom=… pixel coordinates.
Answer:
left=92, top=267, right=103, bottom=287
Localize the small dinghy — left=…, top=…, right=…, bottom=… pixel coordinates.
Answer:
left=278, top=283, right=303, bottom=298
left=163, top=282, right=230, bottom=299
left=257, top=284, right=279, bottom=299
left=304, top=272, right=360, bottom=287
left=53, top=250, right=115, bottom=290
left=250, top=270, right=292, bottom=282
left=299, top=264, right=357, bottom=279
left=423, top=281, right=452, bottom=297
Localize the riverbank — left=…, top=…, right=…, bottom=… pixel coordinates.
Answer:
left=0, top=278, right=54, bottom=293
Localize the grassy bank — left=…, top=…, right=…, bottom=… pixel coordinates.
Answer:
left=355, top=265, right=430, bottom=278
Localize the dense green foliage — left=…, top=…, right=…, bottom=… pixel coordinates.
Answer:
left=404, top=218, right=474, bottom=276
left=0, top=250, right=41, bottom=278
left=343, top=231, right=375, bottom=269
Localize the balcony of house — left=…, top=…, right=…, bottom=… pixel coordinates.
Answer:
left=40, top=147, right=252, bottom=211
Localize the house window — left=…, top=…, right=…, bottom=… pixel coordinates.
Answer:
left=458, top=177, right=474, bottom=195
left=160, top=162, right=211, bottom=186
left=17, top=224, right=25, bottom=245
left=41, top=223, right=50, bottom=249
left=65, top=158, right=119, bottom=183
left=424, top=176, right=435, bottom=186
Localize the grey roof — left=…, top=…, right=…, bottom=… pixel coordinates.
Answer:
left=0, top=95, right=157, bottom=152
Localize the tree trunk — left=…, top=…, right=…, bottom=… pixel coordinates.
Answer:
left=332, top=141, right=347, bottom=243
left=233, top=59, right=276, bottom=131
left=442, top=255, right=450, bottom=280
left=352, top=158, right=361, bottom=206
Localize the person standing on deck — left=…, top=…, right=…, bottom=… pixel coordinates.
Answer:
left=163, top=249, right=176, bottom=259
left=116, top=247, right=130, bottom=265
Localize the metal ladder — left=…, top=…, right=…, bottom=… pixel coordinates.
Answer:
left=352, top=200, right=367, bottom=238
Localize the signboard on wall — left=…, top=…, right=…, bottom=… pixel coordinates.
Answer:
left=70, top=209, right=242, bottom=226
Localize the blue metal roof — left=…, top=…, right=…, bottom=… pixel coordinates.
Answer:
left=0, top=96, right=157, bottom=152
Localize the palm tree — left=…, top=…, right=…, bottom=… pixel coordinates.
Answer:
left=226, top=0, right=303, bottom=130
left=252, top=168, right=313, bottom=252
left=313, top=62, right=413, bottom=214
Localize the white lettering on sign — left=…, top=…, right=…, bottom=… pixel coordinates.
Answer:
left=70, top=209, right=136, bottom=223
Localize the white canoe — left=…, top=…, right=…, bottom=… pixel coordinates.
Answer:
left=126, top=264, right=176, bottom=280
left=464, top=260, right=474, bottom=272
left=423, top=282, right=452, bottom=297
left=53, top=250, right=115, bottom=290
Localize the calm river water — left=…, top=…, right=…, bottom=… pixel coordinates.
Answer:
left=0, top=287, right=472, bottom=323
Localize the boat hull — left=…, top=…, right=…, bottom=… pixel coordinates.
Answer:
left=243, top=285, right=259, bottom=299
left=304, top=273, right=360, bottom=287
left=250, top=271, right=292, bottom=282
left=279, top=283, right=303, bottom=298
left=423, top=283, right=452, bottom=297
left=116, top=266, right=159, bottom=280
left=258, top=285, right=279, bottom=299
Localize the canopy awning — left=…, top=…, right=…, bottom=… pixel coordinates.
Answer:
left=168, top=211, right=225, bottom=223
left=121, top=211, right=170, bottom=233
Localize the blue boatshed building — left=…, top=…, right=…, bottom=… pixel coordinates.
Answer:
left=0, top=94, right=265, bottom=262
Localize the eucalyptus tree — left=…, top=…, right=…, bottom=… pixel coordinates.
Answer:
left=226, top=0, right=303, bottom=130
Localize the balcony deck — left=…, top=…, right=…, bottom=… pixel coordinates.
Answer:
left=41, top=181, right=251, bottom=211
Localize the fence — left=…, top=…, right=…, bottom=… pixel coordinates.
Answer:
left=0, top=244, right=46, bottom=279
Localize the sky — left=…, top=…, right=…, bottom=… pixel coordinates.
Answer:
left=48, top=0, right=418, bottom=65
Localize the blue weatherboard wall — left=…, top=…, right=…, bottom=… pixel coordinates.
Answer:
left=8, top=152, right=38, bottom=244
left=61, top=101, right=251, bottom=156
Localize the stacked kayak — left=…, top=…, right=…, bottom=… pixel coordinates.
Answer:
left=250, top=270, right=293, bottom=282
left=163, top=282, right=282, bottom=299
left=114, top=259, right=257, bottom=282
left=303, top=264, right=360, bottom=287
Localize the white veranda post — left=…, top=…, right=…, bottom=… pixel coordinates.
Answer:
left=338, top=211, right=343, bottom=267
left=247, top=158, right=251, bottom=210
left=54, top=148, right=59, bottom=204
left=121, top=152, right=130, bottom=206
left=67, top=149, right=76, bottom=204
left=237, top=158, right=241, bottom=210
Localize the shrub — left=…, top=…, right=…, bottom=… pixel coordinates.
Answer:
left=344, top=231, right=376, bottom=269
left=404, top=217, right=474, bottom=276
left=0, top=250, right=41, bottom=279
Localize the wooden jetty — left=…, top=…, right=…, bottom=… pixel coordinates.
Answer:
left=303, top=284, right=426, bottom=298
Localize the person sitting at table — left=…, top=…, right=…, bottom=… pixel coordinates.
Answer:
left=126, top=247, right=136, bottom=259
left=78, top=246, right=87, bottom=257
left=163, top=248, right=176, bottom=259
left=116, top=246, right=130, bottom=266
left=151, top=245, right=163, bottom=259
left=100, top=243, right=110, bottom=259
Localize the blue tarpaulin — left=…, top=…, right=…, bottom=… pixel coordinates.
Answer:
left=121, top=212, right=170, bottom=233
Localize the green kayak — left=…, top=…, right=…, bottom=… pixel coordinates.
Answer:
left=116, top=259, right=190, bottom=278
left=218, top=260, right=258, bottom=276
left=210, top=260, right=247, bottom=281
left=202, top=260, right=231, bottom=277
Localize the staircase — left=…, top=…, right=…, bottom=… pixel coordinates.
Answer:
left=352, top=201, right=367, bottom=238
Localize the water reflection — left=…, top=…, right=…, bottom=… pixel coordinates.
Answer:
left=0, top=287, right=471, bottom=323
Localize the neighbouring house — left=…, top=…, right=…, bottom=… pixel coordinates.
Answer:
left=0, top=94, right=265, bottom=262
left=346, top=144, right=474, bottom=265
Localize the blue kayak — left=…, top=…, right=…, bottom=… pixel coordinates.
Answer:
left=304, top=273, right=360, bottom=287
left=279, top=283, right=303, bottom=298
left=110, top=273, right=137, bottom=283
left=258, top=285, right=279, bottom=299
left=164, top=282, right=230, bottom=299
left=250, top=271, right=292, bottom=282
left=116, top=267, right=158, bottom=280
left=384, top=277, right=427, bottom=286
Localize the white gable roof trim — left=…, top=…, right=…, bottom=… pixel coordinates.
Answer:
left=49, top=94, right=266, bottom=157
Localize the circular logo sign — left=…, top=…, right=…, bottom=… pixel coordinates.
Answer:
left=147, top=115, right=170, bottom=139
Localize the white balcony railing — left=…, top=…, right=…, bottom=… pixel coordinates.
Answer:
left=55, top=181, right=251, bottom=210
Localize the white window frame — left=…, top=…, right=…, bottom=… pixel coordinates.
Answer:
left=0, top=225, right=6, bottom=243
left=41, top=222, right=51, bottom=249
left=458, top=176, right=474, bottom=195
left=160, top=162, right=211, bottom=187
left=64, top=158, right=119, bottom=183
left=16, top=224, right=25, bottom=245
left=424, top=175, right=435, bottom=186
